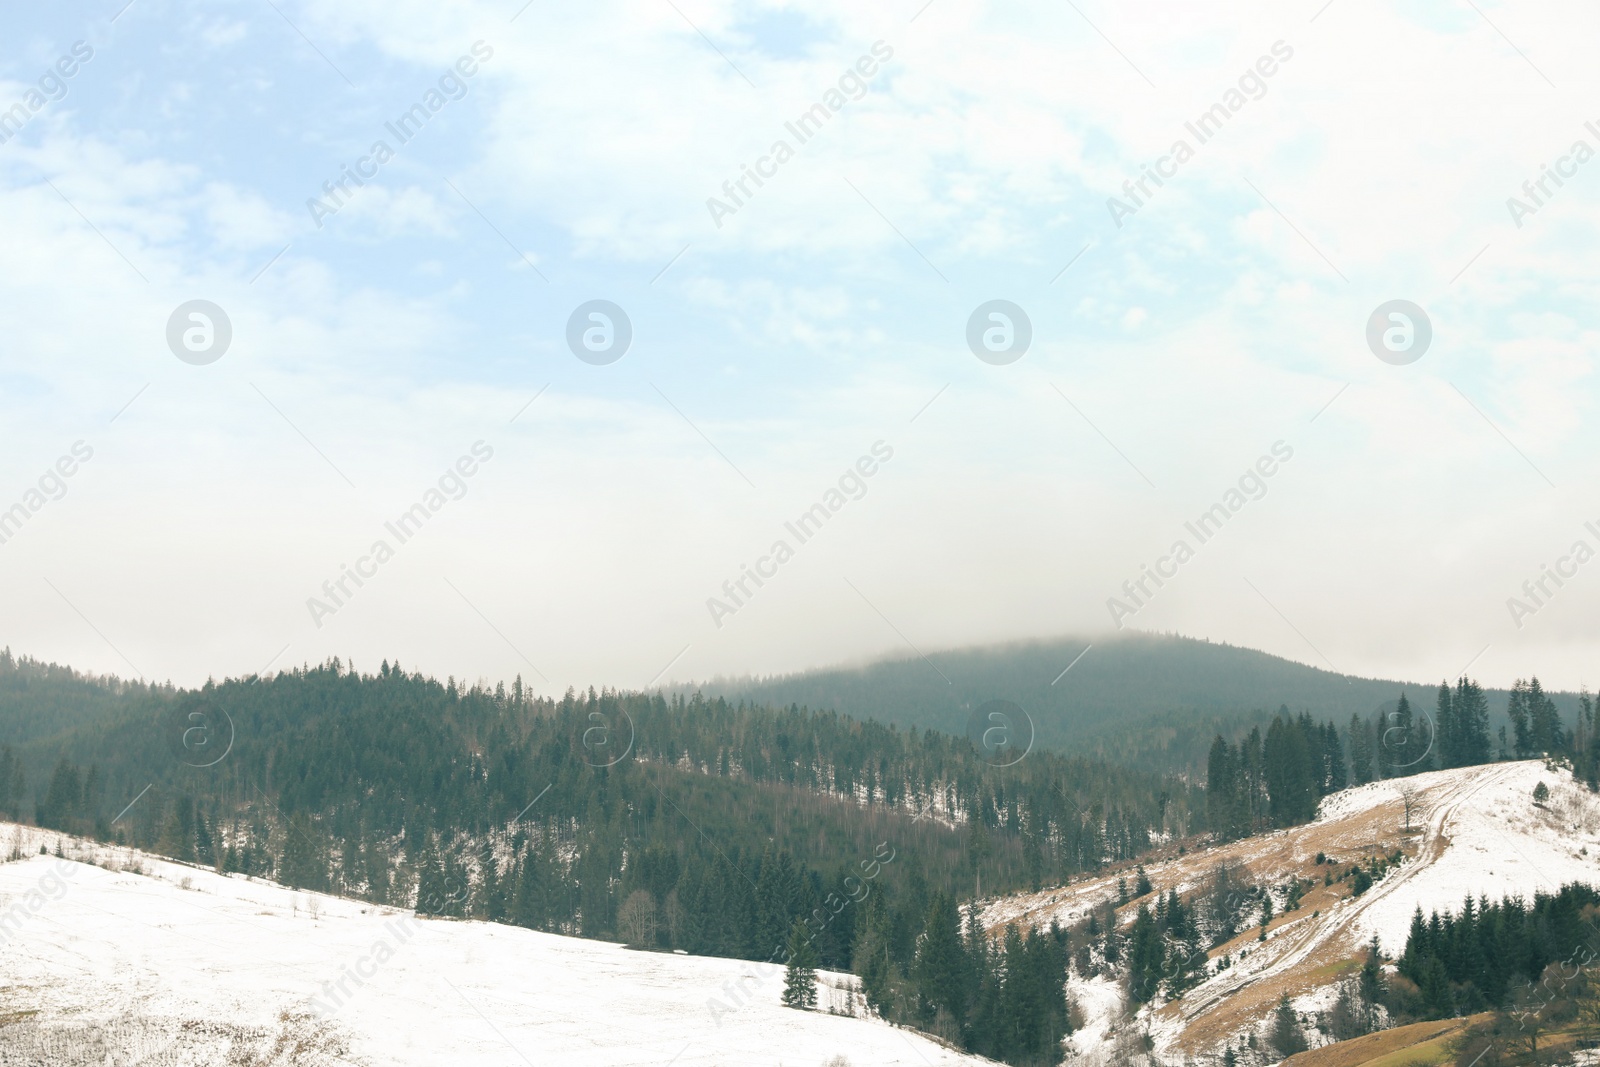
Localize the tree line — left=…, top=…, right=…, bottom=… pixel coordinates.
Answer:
left=1206, top=677, right=1594, bottom=843
left=3, top=656, right=1209, bottom=1067
left=842, top=888, right=1072, bottom=1065
left=1397, top=882, right=1600, bottom=1019
left=1206, top=711, right=1348, bottom=840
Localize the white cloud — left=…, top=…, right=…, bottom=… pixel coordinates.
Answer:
left=2, top=0, right=1600, bottom=696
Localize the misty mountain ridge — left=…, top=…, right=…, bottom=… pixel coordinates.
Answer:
left=682, top=631, right=1580, bottom=777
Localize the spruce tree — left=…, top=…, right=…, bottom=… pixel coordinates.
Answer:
left=1358, top=934, right=1384, bottom=1014
left=1527, top=677, right=1564, bottom=754
left=1436, top=683, right=1457, bottom=768
left=41, top=759, right=81, bottom=831
left=913, top=893, right=971, bottom=1025
left=1264, top=716, right=1316, bottom=826
left=512, top=848, right=544, bottom=930
left=1323, top=721, right=1347, bottom=791
left=415, top=841, right=445, bottom=915
left=195, top=807, right=214, bottom=867
left=1454, top=678, right=1491, bottom=766
left=853, top=894, right=894, bottom=1018
left=0, top=746, right=13, bottom=819
left=1348, top=713, right=1373, bottom=785
left=1126, top=905, right=1161, bottom=1004
left=782, top=919, right=818, bottom=1010
left=1269, top=993, right=1308, bottom=1056
left=1509, top=681, right=1532, bottom=757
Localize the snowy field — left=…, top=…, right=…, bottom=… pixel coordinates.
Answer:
left=1343, top=760, right=1600, bottom=952
left=0, top=825, right=989, bottom=1067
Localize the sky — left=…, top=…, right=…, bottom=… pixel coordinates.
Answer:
left=1, top=0, right=1598, bottom=696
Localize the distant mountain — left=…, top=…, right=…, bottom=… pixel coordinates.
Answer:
left=682, top=633, right=1580, bottom=778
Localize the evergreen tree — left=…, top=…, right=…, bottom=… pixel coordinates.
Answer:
left=474, top=839, right=506, bottom=922
left=158, top=796, right=197, bottom=862
left=194, top=805, right=214, bottom=867
left=1206, top=736, right=1247, bottom=841
left=1126, top=905, right=1162, bottom=1004
left=1526, top=677, right=1564, bottom=754
left=512, top=846, right=547, bottom=931
left=363, top=828, right=392, bottom=905
left=913, top=893, right=971, bottom=1028
left=853, top=894, right=895, bottom=1019
left=81, top=765, right=104, bottom=830
left=1348, top=713, right=1373, bottom=785
left=1508, top=681, right=1532, bottom=757
left=1322, top=720, right=1348, bottom=792
left=1435, top=683, right=1457, bottom=769
left=1264, top=717, right=1316, bottom=826
left=1380, top=695, right=1433, bottom=776
left=1243, top=726, right=1265, bottom=831
left=414, top=840, right=446, bottom=915
left=40, top=758, right=82, bottom=831
left=440, top=848, right=469, bottom=918
left=1269, top=993, right=1308, bottom=1056
left=782, top=918, right=819, bottom=1010
left=1454, top=678, right=1491, bottom=766
left=280, top=814, right=328, bottom=892
left=1358, top=934, right=1384, bottom=1016
left=0, top=746, right=11, bottom=820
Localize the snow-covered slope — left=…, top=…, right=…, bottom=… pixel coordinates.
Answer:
left=0, top=824, right=987, bottom=1067
left=981, top=760, right=1600, bottom=1063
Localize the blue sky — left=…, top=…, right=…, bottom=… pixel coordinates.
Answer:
left=2, top=0, right=1598, bottom=694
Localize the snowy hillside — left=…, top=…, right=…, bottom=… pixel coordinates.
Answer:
left=981, top=760, right=1600, bottom=1063
left=0, top=824, right=989, bottom=1067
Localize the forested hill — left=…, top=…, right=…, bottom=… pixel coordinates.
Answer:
left=685, top=633, right=1581, bottom=777
left=0, top=648, right=165, bottom=744
left=0, top=652, right=1197, bottom=951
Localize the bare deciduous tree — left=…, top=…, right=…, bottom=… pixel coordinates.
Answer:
left=617, top=889, right=656, bottom=947
left=1399, top=784, right=1418, bottom=832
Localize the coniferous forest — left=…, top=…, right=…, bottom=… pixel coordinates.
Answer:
left=1397, top=882, right=1600, bottom=1018
left=11, top=644, right=1600, bottom=1065
left=0, top=649, right=1191, bottom=1066
left=1204, top=677, right=1600, bottom=845
left=1384, top=883, right=1600, bottom=1063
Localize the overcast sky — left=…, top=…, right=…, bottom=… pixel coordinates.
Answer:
left=2, top=0, right=1598, bottom=696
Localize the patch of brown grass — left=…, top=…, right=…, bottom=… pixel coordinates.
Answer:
left=1281, top=1015, right=1487, bottom=1067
